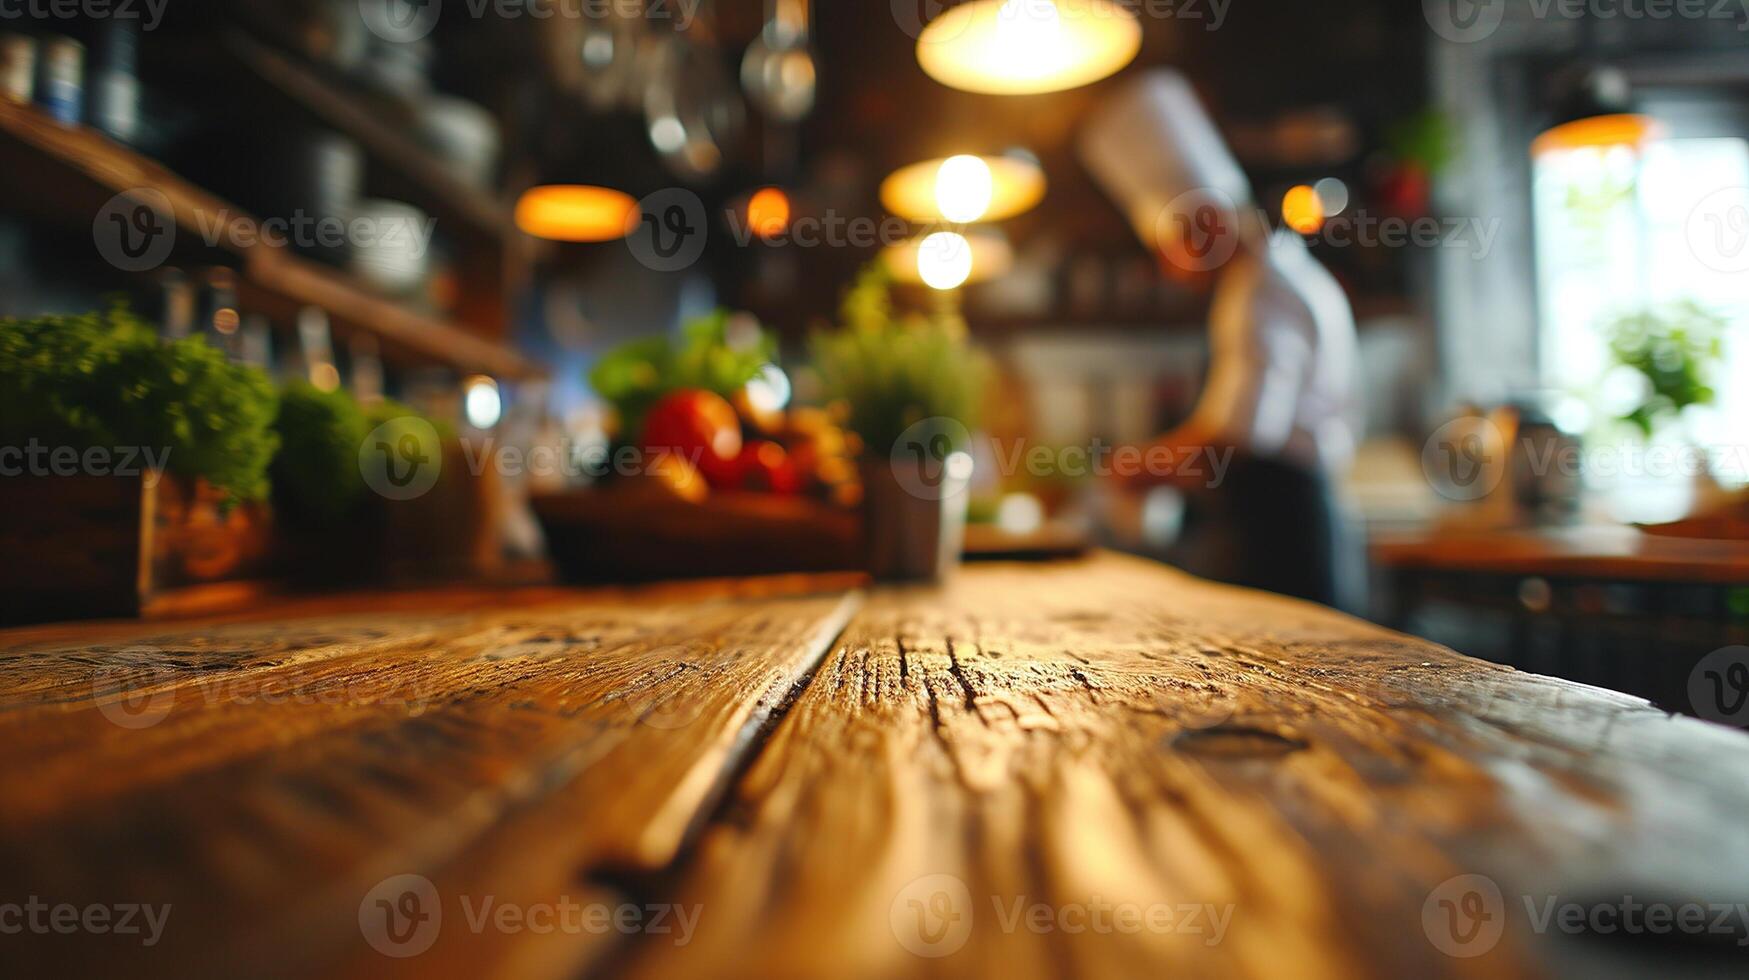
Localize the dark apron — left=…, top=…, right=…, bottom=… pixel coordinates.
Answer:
left=1167, top=452, right=1359, bottom=612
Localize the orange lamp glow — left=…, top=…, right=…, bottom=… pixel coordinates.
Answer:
left=514, top=185, right=638, bottom=242
left=884, top=229, right=1014, bottom=291
left=1281, top=185, right=1325, bottom=235
left=916, top=0, right=1141, bottom=95
left=1531, top=113, right=1659, bottom=157
left=880, top=153, right=1046, bottom=224
left=746, top=187, right=791, bottom=239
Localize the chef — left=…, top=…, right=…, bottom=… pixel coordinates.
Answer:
left=1079, top=69, right=1362, bottom=610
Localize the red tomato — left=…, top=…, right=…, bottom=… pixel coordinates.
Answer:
left=640, top=390, right=743, bottom=487
left=736, top=440, right=801, bottom=495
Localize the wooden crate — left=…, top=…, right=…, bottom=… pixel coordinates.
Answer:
left=532, top=488, right=860, bottom=584
left=0, top=471, right=271, bottom=624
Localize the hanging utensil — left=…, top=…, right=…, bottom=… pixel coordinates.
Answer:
left=576, top=3, right=646, bottom=111
left=644, top=10, right=745, bottom=183
left=739, top=0, right=815, bottom=122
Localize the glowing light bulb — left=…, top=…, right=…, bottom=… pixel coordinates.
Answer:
left=935, top=154, right=995, bottom=224
left=917, top=232, right=974, bottom=290
left=1282, top=185, right=1325, bottom=235
left=464, top=376, right=502, bottom=429
left=747, top=187, right=790, bottom=239
left=996, top=0, right=1063, bottom=70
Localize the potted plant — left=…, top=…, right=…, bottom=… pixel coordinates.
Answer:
left=1603, top=300, right=1734, bottom=515
left=812, top=262, right=989, bottom=581
left=0, top=305, right=279, bottom=622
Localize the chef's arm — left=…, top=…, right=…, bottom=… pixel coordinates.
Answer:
left=1127, top=291, right=1310, bottom=487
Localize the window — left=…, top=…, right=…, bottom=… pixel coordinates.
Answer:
left=1533, top=132, right=1749, bottom=518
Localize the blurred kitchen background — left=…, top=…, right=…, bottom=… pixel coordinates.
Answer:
left=2, top=0, right=1747, bottom=716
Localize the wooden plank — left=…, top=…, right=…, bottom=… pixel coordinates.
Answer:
left=1370, top=524, right=1749, bottom=584
left=0, top=580, right=859, bottom=977
left=618, top=553, right=1749, bottom=980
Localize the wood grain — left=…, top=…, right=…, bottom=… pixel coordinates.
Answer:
left=3, top=554, right=1746, bottom=978
left=0, top=579, right=858, bottom=977
left=617, top=553, right=1749, bottom=980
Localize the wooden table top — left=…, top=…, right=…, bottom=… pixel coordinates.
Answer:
left=3, top=553, right=1746, bottom=979
left=1371, top=523, right=1749, bottom=584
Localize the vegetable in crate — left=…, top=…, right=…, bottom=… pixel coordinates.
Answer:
left=588, top=309, right=774, bottom=443
left=272, top=383, right=446, bottom=527
left=0, top=304, right=278, bottom=501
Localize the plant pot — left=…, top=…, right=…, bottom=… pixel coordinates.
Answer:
left=0, top=470, right=271, bottom=625
left=859, top=455, right=970, bottom=583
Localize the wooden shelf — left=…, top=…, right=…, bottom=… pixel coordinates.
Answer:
left=0, top=98, right=542, bottom=381
left=223, top=32, right=512, bottom=246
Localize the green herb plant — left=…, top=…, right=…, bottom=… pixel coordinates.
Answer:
left=0, top=304, right=278, bottom=500
left=1604, top=301, right=1726, bottom=438
left=272, top=383, right=444, bottom=528
left=810, top=261, right=989, bottom=457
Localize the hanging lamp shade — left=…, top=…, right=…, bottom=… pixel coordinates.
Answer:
left=915, top=0, right=1141, bottom=95
left=514, top=185, right=638, bottom=242
left=880, top=152, right=1046, bottom=224
left=884, top=229, right=1014, bottom=291
left=1532, top=69, right=1659, bottom=157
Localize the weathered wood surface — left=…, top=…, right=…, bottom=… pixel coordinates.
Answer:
left=0, top=576, right=858, bottom=977
left=619, top=554, right=1749, bottom=980
left=2, top=553, right=1747, bottom=979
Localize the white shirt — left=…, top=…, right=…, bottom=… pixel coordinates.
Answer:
left=1192, top=232, right=1360, bottom=476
